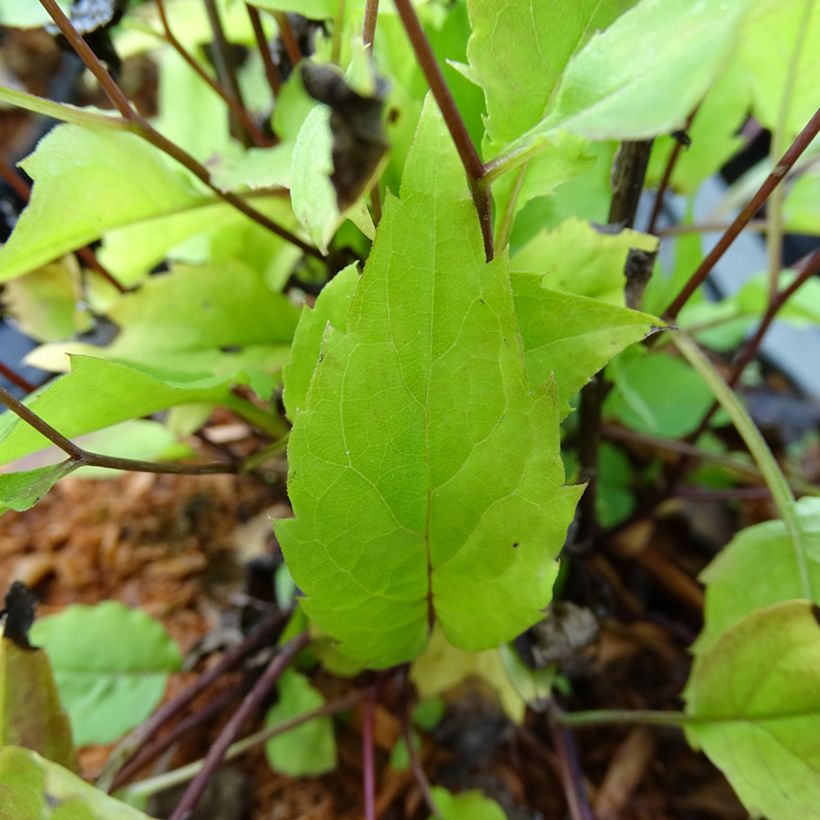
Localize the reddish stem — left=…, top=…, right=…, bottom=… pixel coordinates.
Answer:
left=169, top=632, right=309, bottom=820
left=363, top=0, right=380, bottom=47
left=663, top=106, right=820, bottom=321
left=273, top=11, right=302, bottom=66
left=362, top=690, right=377, bottom=820
left=246, top=3, right=281, bottom=97
left=0, top=362, right=37, bottom=394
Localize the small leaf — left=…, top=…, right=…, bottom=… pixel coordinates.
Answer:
left=0, top=356, right=234, bottom=468
left=430, top=787, right=507, bottom=820
left=684, top=601, right=820, bottom=820
left=0, top=746, right=154, bottom=819
left=511, top=278, right=658, bottom=417
left=697, top=497, right=820, bottom=652
left=0, top=462, right=79, bottom=514
left=0, top=585, right=76, bottom=769
left=0, top=125, right=206, bottom=284
left=264, top=669, right=336, bottom=776
left=282, top=262, right=359, bottom=420
left=30, top=602, right=181, bottom=746
left=27, top=263, right=300, bottom=383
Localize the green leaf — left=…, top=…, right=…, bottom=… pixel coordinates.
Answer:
left=684, top=601, right=820, bottom=820
left=27, top=263, right=300, bottom=383
left=597, top=442, right=636, bottom=528
left=209, top=144, right=294, bottom=192
left=0, top=125, right=205, bottom=284
left=430, top=787, right=507, bottom=820
left=30, top=602, right=182, bottom=746
left=410, top=627, right=526, bottom=723
left=783, top=168, right=820, bottom=234
left=263, top=669, right=336, bottom=776
left=0, top=636, right=76, bottom=770
left=276, top=99, right=580, bottom=668
left=511, top=217, right=658, bottom=305
left=282, top=262, right=359, bottom=420
left=0, top=746, right=154, bottom=818
left=0, top=84, right=125, bottom=130
left=604, top=348, right=715, bottom=437
left=0, top=356, right=233, bottom=468
left=697, top=497, right=820, bottom=652
left=512, top=278, right=658, bottom=416
left=0, top=462, right=79, bottom=514
left=496, top=0, right=748, bottom=174
left=291, top=106, right=338, bottom=254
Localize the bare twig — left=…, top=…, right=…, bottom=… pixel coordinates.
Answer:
left=100, top=607, right=288, bottom=791
left=0, top=386, right=84, bottom=459
left=663, top=106, right=820, bottom=321
left=246, top=3, right=281, bottom=97
left=38, top=0, right=323, bottom=259
left=362, top=689, right=377, bottom=820
left=273, top=11, right=302, bottom=65
left=169, top=632, right=310, bottom=820
left=156, top=0, right=270, bottom=146
left=363, top=0, right=380, bottom=47
left=392, top=0, right=492, bottom=260
left=646, top=107, right=699, bottom=235
left=0, top=362, right=37, bottom=395
left=548, top=701, right=596, bottom=820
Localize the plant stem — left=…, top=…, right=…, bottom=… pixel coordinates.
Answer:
left=38, top=0, right=323, bottom=260
left=168, top=632, right=310, bottom=820
left=274, top=11, right=302, bottom=66
left=646, top=107, right=699, bottom=235
left=331, top=0, right=347, bottom=63
left=363, top=0, right=379, bottom=46
left=0, top=362, right=37, bottom=394
left=766, top=0, right=813, bottom=299
left=556, top=709, right=689, bottom=729
left=577, top=140, right=652, bottom=543
left=100, top=607, right=288, bottom=791
left=673, top=332, right=812, bottom=602
left=663, top=106, right=820, bottom=321
left=401, top=689, right=441, bottom=819
left=362, top=688, right=377, bottom=820
left=156, top=0, right=270, bottom=146
left=392, top=0, right=493, bottom=260
left=246, top=3, right=281, bottom=97
left=223, top=392, right=287, bottom=438
left=203, top=0, right=253, bottom=145
left=122, top=689, right=364, bottom=800
left=547, top=702, right=595, bottom=820
left=0, top=386, right=84, bottom=459
left=656, top=219, right=768, bottom=237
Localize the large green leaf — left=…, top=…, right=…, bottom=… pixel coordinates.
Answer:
left=496, top=0, right=748, bottom=175
left=26, top=263, right=299, bottom=382
left=0, top=746, right=154, bottom=818
left=0, top=125, right=206, bottom=284
left=511, top=279, right=658, bottom=416
left=30, top=602, right=182, bottom=746
left=685, top=601, right=820, bottom=820
left=697, top=497, right=820, bottom=652
left=0, top=356, right=233, bottom=468
left=263, top=669, right=336, bottom=777
left=276, top=99, right=580, bottom=668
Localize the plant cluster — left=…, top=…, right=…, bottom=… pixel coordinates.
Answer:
left=0, top=0, right=818, bottom=817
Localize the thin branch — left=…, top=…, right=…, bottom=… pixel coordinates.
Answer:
left=38, top=0, right=323, bottom=260
left=0, top=386, right=84, bottom=459
left=203, top=0, right=253, bottom=145
left=392, top=0, right=492, bottom=260
left=362, top=688, right=377, bottom=820
left=547, top=701, right=596, bottom=820
left=656, top=219, right=768, bottom=237
left=0, top=156, right=31, bottom=200
left=246, top=3, right=281, bottom=98
left=363, top=0, right=380, bottom=47
left=273, top=11, right=302, bottom=66
left=646, top=107, right=699, bottom=235
left=122, top=689, right=364, bottom=800
left=0, top=362, right=37, bottom=395
left=99, top=607, right=288, bottom=791
left=401, top=686, right=441, bottom=819
left=169, top=632, right=310, bottom=820
left=663, top=106, right=820, bottom=321
left=156, top=0, right=270, bottom=146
